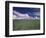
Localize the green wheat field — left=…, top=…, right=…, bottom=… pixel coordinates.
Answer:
left=13, top=19, right=40, bottom=31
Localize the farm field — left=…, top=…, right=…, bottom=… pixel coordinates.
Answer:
left=13, top=19, right=40, bottom=31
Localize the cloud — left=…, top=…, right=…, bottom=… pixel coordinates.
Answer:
left=13, top=11, right=40, bottom=20
left=13, top=10, right=30, bottom=17
left=33, top=12, right=40, bottom=16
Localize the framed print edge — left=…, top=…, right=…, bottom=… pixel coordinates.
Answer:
left=5, top=1, right=9, bottom=37
left=5, top=1, right=45, bottom=37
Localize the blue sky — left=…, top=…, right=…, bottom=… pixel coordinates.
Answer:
left=13, top=7, right=40, bottom=17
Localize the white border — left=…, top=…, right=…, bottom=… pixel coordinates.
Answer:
left=9, top=3, right=43, bottom=35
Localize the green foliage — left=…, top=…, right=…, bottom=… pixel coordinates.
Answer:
left=13, top=20, right=40, bottom=31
